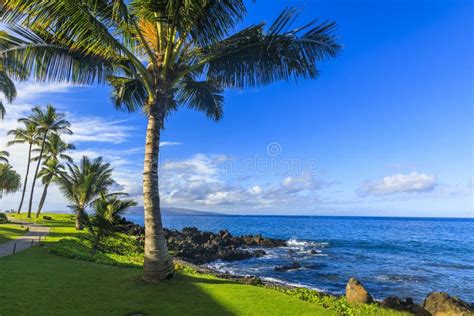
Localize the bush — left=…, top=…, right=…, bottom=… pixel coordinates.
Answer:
left=50, top=234, right=143, bottom=268
left=273, top=287, right=400, bottom=316
left=0, top=213, right=9, bottom=224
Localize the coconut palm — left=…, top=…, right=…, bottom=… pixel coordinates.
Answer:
left=33, top=133, right=75, bottom=217
left=34, top=134, right=74, bottom=217
left=33, top=133, right=75, bottom=164
left=57, top=156, right=114, bottom=230
left=90, top=193, right=137, bottom=254
left=7, top=121, right=39, bottom=213
left=0, top=1, right=340, bottom=281
left=0, top=150, right=8, bottom=164
left=0, top=163, right=21, bottom=198
left=35, top=159, right=66, bottom=218
left=19, top=105, right=71, bottom=218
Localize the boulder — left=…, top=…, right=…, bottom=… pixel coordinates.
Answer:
left=345, top=278, right=373, bottom=304
left=243, top=276, right=262, bottom=285
left=382, top=296, right=430, bottom=316
left=423, top=292, right=473, bottom=316
left=252, top=249, right=266, bottom=258
left=274, top=261, right=301, bottom=272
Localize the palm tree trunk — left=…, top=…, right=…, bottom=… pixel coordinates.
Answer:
left=17, top=142, right=33, bottom=214
left=142, top=105, right=174, bottom=282
left=75, top=210, right=85, bottom=230
left=27, top=133, right=47, bottom=218
left=35, top=181, right=50, bottom=218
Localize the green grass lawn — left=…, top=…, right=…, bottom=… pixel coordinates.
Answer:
left=0, top=223, right=28, bottom=244
left=0, top=247, right=338, bottom=315
left=0, top=213, right=405, bottom=315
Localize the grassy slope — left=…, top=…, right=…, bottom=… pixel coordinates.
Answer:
left=0, top=213, right=405, bottom=315
left=0, top=223, right=28, bottom=244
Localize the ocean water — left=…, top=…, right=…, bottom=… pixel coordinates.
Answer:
left=127, top=215, right=474, bottom=303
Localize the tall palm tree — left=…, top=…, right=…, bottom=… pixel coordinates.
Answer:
left=57, top=156, right=114, bottom=230
left=0, top=163, right=21, bottom=198
left=33, top=133, right=75, bottom=217
left=7, top=121, right=39, bottom=213
left=20, top=105, right=72, bottom=218
left=0, top=1, right=340, bottom=281
left=0, top=150, right=8, bottom=164
left=35, top=159, right=65, bottom=218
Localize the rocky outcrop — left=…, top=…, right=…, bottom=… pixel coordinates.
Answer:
left=114, top=219, right=286, bottom=264
left=381, top=296, right=430, bottom=315
left=345, top=278, right=373, bottom=304
left=164, top=228, right=285, bottom=264
left=422, top=292, right=473, bottom=316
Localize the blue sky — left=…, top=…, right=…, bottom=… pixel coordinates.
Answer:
left=1, top=0, right=473, bottom=217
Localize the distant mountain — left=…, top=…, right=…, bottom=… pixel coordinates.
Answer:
left=127, top=206, right=223, bottom=216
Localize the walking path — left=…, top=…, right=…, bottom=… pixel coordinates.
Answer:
left=0, top=222, right=50, bottom=258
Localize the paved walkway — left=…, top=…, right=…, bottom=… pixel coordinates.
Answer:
left=0, top=223, right=50, bottom=258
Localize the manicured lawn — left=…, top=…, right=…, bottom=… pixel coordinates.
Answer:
left=0, top=223, right=28, bottom=244
left=0, top=247, right=335, bottom=315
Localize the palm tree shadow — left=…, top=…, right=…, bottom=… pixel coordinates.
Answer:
left=131, top=272, right=236, bottom=315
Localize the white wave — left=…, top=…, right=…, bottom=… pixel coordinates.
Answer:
left=286, top=239, right=329, bottom=248
left=261, top=277, right=325, bottom=292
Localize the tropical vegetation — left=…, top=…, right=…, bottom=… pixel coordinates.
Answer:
left=0, top=0, right=340, bottom=282
left=57, top=156, right=115, bottom=230
left=0, top=162, right=21, bottom=198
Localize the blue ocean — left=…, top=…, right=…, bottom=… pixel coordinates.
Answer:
left=127, top=215, right=474, bottom=303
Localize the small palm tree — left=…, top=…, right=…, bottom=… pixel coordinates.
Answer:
left=57, top=156, right=114, bottom=230
left=0, top=1, right=340, bottom=281
left=7, top=121, right=39, bottom=213
left=0, top=163, right=21, bottom=198
left=90, top=193, right=137, bottom=254
left=0, top=150, right=9, bottom=164
left=20, top=105, right=71, bottom=218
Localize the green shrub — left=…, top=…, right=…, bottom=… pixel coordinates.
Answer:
left=274, top=287, right=402, bottom=316
left=0, top=213, right=9, bottom=224
left=50, top=234, right=143, bottom=268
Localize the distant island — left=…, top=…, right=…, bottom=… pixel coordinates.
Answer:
left=127, top=206, right=223, bottom=217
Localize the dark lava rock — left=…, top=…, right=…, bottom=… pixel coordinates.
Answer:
left=117, top=219, right=286, bottom=265
left=274, top=262, right=301, bottom=272
left=382, top=296, right=430, bottom=316
left=252, top=249, right=267, bottom=258
left=422, top=292, right=473, bottom=316
left=243, top=276, right=262, bottom=286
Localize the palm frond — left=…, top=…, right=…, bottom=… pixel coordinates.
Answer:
left=190, top=8, right=341, bottom=88
left=107, top=75, right=147, bottom=112
left=176, top=75, right=224, bottom=121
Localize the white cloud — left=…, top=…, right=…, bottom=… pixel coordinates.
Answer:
left=358, top=171, right=437, bottom=197
left=159, top=141, right=181, bottom=147
left=158, top=154, right=327, bottom=210
left=14, top=81, right=79, bottom=103
left=66, top=116, right=134, bottom=144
